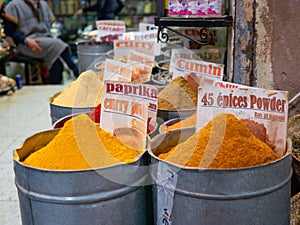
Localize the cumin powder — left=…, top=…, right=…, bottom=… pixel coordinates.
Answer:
left=158, top=76, right=198, bottom=110
left=52, top=70, right=104, bottom=107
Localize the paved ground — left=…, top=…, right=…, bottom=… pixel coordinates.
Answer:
left=0, top=85, right=67, bottom=225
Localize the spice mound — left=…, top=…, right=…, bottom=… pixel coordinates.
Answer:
left=158, top=113, right=280, bottom=168
left=162, top=113, right=197, bottom=132
left=52, top=70, right=104, bottom=107
left=22, top=114, right=142, bottom=170
left=158, top=76, right=198, bottom=110
left=240, top=118, right=274, bottom=149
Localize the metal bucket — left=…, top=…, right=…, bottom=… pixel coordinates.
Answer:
left=52, top=112, right=88, bottom=128
left=149, top=128, right=292, bottom=225
left=157, top=108, right=196, bottom=122
left=14, top=129, right=151, bottom=225
left=77, top=41, right=113, bottom=73
left=159, top=117, right=196, bottom=134
left=49, top=93, right=95, bottom=124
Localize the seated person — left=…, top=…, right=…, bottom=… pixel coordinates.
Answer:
left=2, top=0, right=79, bottom=84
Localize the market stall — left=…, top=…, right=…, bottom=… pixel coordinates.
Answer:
left=7, top=0, right=299, bottom=225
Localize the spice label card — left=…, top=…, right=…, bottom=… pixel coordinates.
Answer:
left=96, top=20, right=126, bottom=41
left=102, top=80, right=158, bottom=137
left=139, top=23, right=157, bottom=31
left=119, top=30, right=161, bottom=56
left=130, top=62, right=153, bottom=83
left=172, top=58, right=224, bottom=87
left=127, top=50, right=155, bottom=67
left=113, top=40, right=157, bottom=61
left=156, top=162, right=178, bottom=225
left=120, top=30, right=157, bottom=41
left=169, top=48, right=201, bottom=74
left=179, top=27, right=228, bottom=48
left=103, top=59, right=132, bottom=82
left=213, top=80, right=249, bottom=89
left=196, top=86, right=289, bottom=156
left=100, top=93, right=148, bottom=150
left=194, top=78, right=249, bottom=89
left=127, top=50, right=155, bottom=83
left=190, top=47, right=227, bottom=64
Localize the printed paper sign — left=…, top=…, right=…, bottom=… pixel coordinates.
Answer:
left=191, top=47, right=227, bottom=64
left=194, top=78, right=249, bottom=89
left=131, top=62, right=153, bottom=83
left=138, top=22, right=166, bottom=48
left=156, top=162, right=178, bottom=225
left=100, top=93, right=148, bottom=150
left=113, top=40, right=157, bottom=61
left=119, top=30, right=160, bottom=55
left=103, top=81, right=158, bottom=135
left=169, top=48, right=201, bottom=74
left=180, top=27, right=228, bottom=49
left=103, top=59, right=132, bottom=82
left=127, top=50, right=155, bottom=83
left=172, top=58, right=224, bottom=86
left=96, top=20, right=126, bottom=41
left=120, top=30, right=157, bottom=41
left=213, top=80, right=249, bottom=89
left=139, top=22, right=157, bottom=31
left=127, top=50, right=155, bottom=67
left=197, top=86, right=289, bottom=156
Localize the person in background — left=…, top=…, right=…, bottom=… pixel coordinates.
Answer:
left=75, top=0, right=124, bottom=20
left=2, top=0, right=79, bottom=84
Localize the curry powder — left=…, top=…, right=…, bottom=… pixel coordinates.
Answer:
left=23, top=114, right=142, bottom=170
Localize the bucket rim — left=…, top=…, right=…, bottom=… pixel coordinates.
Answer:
left=76, top=40, right=113, bottom=46
left=52, top=112, right=90, bottom=129
left=156, top=60, right=170, bottom=69
left=14, top=150, right=146, bottom=173
left=159, top=117, right=195, bottom=134
left=13, top=129, right=147, bottom=173
left=148, top=144, right=291, bottom=172
left=157, top=108, right=197, bottom=113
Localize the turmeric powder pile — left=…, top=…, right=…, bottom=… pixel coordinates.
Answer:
left=158, top=113, right=280, bottom=168
left=23, top=114, right=142, bottom=170
left=52, top=70, right=104, bottom=107
left=158, top=76, right=198, bottom=110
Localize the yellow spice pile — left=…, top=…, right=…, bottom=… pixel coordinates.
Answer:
left=158, top=76, right=198, bottom=110
left=23, top=114, right=142, bottom=170
left=158, top=113, right=280, bottom=168
left=52, top=70, right=104, bottom=107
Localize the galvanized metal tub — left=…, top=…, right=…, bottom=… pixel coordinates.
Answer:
left=14, top=129, right=151, bottom=225
left=77, top=41, right=113, bottom=73
left=157, top=108, right=196, bottom=122
left=49, top=92, right=95, bottom=124
left=52, top=112, right=87, bottom=129
left=149, top=128, right=292, bottom=225
left=159, top=117, right=196, bottom=134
